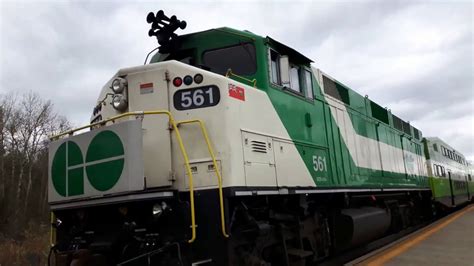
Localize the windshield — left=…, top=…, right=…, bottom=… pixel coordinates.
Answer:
left=156, top=49, right=196, bottom=65
left=154, top=43, right=257, bottom=77
left=202, top=43, right=257, bottom=76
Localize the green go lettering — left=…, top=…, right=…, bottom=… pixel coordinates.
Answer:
left=51, top=130, right=125, bottom=196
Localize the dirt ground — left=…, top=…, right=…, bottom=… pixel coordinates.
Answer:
left=0, top=224, right=50, bottom=266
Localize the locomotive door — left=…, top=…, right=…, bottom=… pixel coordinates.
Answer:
left=466, top=175, right=470, bottom=201
left=126, top=69, right=173, bottom=187
left=242, top=131, right=277, bottom=187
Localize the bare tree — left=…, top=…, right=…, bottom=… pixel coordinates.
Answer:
left=0, top=91, right=70, bottom=234
left=0, top=93, right=20, bottom=227
left=0, top=105, right=4, bottom=223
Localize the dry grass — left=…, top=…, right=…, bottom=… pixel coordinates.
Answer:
left=0, top=224, right=50, bottom=266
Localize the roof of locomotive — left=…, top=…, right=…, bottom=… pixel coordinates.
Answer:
left=150, top=27, right=313, bottom=64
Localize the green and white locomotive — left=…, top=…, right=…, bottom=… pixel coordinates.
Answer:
left=48, top=11, right=472, bottom=265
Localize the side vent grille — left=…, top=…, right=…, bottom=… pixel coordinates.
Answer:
left=370, top=101, right=389, bottom=124
left=402, top=120, right=411, bottom=135
left=323, top=75, right=350, bottom=105
left=392, top=115, right=404, bottom=132
left=413, top=127, right=420, bottom=140
left=251, top=140, right=267, bottom=153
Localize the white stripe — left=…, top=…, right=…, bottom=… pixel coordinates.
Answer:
left=295, top=188, right=378, bottom=194
left=235, top=191, right=252, bottom=196
left=324, top=96, right=426, bottom=176
left=234, top=190, right=284, bottom=196
left=256, top=190, right=279, bottom=195
left=234, top=187, right=430, bottom=196
left=382, top=188, right=430, bottom=191
left=296, top=187, right=429, bottom=194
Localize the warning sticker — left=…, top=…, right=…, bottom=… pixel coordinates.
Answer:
left=140, top=83, right=154, bottom=94
left=228, top=84, right=245, bottom=101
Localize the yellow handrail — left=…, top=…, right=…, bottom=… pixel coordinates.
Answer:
left=50, top=110, right=197, bottom=243
left=50, top=212, right=56, bottom=247
left=225, top=69, right=257, bottom=88
left=177, top=119, right=229, bottom=238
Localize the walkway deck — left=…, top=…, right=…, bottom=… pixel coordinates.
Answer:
left=351, top=205, right=474, bottom=266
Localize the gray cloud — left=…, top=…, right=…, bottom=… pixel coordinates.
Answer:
left=1, top=0, right=472, bottom=160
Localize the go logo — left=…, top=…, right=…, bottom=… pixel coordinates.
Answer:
left=51, top=131, right=125, bottom=196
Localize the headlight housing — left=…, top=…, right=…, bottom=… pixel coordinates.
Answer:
left=112, top=94, right=128, bottom=111
left=152, top=202, right=169, bottom=218
left=111, top=77, right=127, bottom=94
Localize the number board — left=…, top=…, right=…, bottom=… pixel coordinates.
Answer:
left=173, top=85, right=221, bottom=110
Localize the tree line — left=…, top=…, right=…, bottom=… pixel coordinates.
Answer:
left=0, top=92, right=70, bottom=237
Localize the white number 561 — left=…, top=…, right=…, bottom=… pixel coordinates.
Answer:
left=313, top=155, right=327, bottom=172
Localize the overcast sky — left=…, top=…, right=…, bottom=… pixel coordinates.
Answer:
left=1, top=0, right=473, bottom=160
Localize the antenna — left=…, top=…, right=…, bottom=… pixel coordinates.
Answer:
left=146, top=10, right=187, bottom=53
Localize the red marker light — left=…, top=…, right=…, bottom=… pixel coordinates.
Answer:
left=173, top=77, right=182, bottom=87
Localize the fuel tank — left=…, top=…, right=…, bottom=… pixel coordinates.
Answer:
left=334, top=207, right=391, bottom=250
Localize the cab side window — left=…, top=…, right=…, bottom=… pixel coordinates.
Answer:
left=268, top=48, right=313, bottom=100
left=289, top=65, right=301, bottom=93
left=270, top=50, right=280, bottom=84
left=303, top=69, right=313, bottom=99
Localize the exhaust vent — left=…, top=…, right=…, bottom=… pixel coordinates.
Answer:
left=251, top=140, right=267, bottom=153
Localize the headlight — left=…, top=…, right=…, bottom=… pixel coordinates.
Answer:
left=56, top=218, right=62, bottom=226
left=111, top=77, right=127, bottom=94
left=112, top=94, right=128, bottom=111
left=152, top=203, right=163, bottom=217
left=152, top=202, right=169, bottom=218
